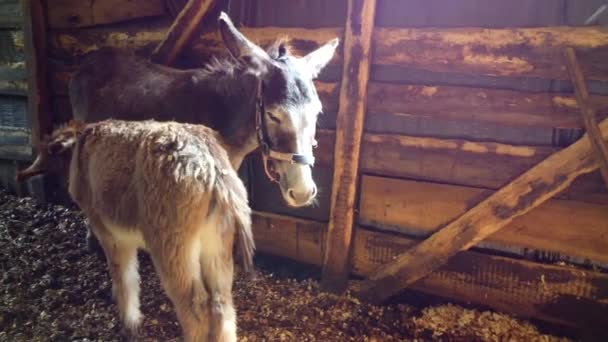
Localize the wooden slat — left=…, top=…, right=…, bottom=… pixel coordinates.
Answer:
left=47, top=18, right=171, bottom=60
left=565, top=48, right=608, bottom=188
left=359, top=176, right=608, bottom=265
left=0, top=79, right=27, bottom=96
left=0, top=125, right=31, bottom=160
left=22, top=0, right=51, bottom=148
left=322, top=0, right=377, bottom=293
left=315, top=130, right=608, bottom=205
left=49, top=68, right=608, bottom=131
left=47, top=23, right=342, bottom=64
left=0, top=0, right=21, bottom=28
left=48, top=25, right=608, bottom=80
left=356, top=118, right=608, bottom=304
left=367, top=82, right=608, bottom=129
left=373, top=26, right=608, bottom=81
left=150, top=0, right=219, bottom=66
left=252, top=212, right=608, bottom=328
left=46, top=0, right=166, bottom=29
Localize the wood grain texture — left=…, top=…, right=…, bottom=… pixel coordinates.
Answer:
left=565, top=47, right=608, bottom=188
left=315, top=130, right=608, bottom=205
left=46, top=0, right=166, bottom=29
left=252, top=211, right=608, bottom=328
left=367, top=82, right=608, bottom=129
left=47, top=25, right=608, bottom=80
left=321, top=0, right=377, bottom=293
left=373, top=26, right=608, bottom=81
left=356, top=118, right=608, bottom=304
left=359, top=176, right=608, bottom=264
left=0, top=0, right=21, bottom=28
left=22, top=0, right=51, bottom=149
left=150, top=0, right=219, bottom=66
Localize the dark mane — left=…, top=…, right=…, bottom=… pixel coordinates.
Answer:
left=199, top=37, right=293, bottom=77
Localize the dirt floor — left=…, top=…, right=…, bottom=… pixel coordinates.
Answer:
left=0, top=188, right=573, bottom=341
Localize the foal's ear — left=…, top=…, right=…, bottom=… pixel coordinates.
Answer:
left=304, top=38, right=339, bottom=78
left=218, top=12, right=272, bottom=76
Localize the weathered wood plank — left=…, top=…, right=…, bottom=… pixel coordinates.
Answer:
left=565, top=47, right=608, bottom=188
left=46, top=0, right=166, bottom=29
left=0, top=125, right=29, bottom=145
left=22, top=0, right=51, bottom=148
left=150, top=0, right=219, bottom=66
left=373, top=26, right=608, bottom=81
left=47, top=22, right=342, bottom=65
left=0, top=0, right=21, bottom=28
left=376, top=0, right=563, bottom=28
left=322, top=0, right=376, bottom=293
left=367, top=82, right=608, bottom=129
left=359, top=176, right=608, bottom=265
left=47, top=18, right=171, bottom=61
left=0, top=79, right=27, bottom=96
left=252, top=211, right=608, bottom=328
left=48, top=25, right=608, bottom=80
left=315, top=130, right=608, bottom=205
left=356, top=118, right=608, bottom=304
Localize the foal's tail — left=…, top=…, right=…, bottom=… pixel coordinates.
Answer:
left=214, top=169, right=255, bottom=273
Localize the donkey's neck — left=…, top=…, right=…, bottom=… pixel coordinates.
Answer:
left=191, top=64, right=260, bottom=169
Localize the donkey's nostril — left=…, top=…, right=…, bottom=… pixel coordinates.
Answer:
left=310, top=186, right=317, bottom=198
left=288, top=189, right=296, bottom=200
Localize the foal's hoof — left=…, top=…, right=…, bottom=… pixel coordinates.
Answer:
left=120, top=326, right=139, bottom=342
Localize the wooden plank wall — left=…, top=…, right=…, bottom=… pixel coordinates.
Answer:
left=38, top=0, right=608, bottom=328
left=0, top=0, right=31, bottom=193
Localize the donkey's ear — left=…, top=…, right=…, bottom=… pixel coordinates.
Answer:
left=218, top=12, right=271, bottom=75
left=304, top=38, right=339, bottom=78
left=47, top=136, right=75, bottom=155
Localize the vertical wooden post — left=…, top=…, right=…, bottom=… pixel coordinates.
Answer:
left=150, top=0, right=220, bottom=66
left=564, top=47, right=608, bottom=189
left=321, top=0, right=377, bottom=293
left=22, top=0, right=51, bottom=150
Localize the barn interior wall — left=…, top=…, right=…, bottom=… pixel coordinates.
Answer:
left=38, top=0, right=608, bottom=270
left=0, top=0, right=602, bottom=329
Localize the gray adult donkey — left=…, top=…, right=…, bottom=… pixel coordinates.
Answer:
left=68, top=12, right=339, bottom=252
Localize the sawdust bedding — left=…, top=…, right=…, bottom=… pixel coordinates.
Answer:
left=0, top=188, right=572, bottom=341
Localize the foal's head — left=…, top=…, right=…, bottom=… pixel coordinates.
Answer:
left=218, top=12, right=339, bottom=207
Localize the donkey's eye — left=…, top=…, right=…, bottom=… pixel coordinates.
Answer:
left=266, top=112, right=281, bottom=124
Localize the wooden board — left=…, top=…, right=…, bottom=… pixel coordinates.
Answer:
left=315, top=130, right=608, bottom=205
left=228, top=0, right=347, bottom=28
left=356, top=118, right=608, bottom=304
left=49, top=25, right=608, bottom=81
left=322, top=0, right=376, bottom=292
left=252, top=211, right=608, bottom=328
left=47, top=17, right=172, bottom=61
left=0, top=125, right=31, bottom=160
left=373, top=26, right=608, bottom=81
left=375, top=0, right=563, bottom=28
left=359, top=176, right=608, bottom=265
left=0, top=0, right=21, bottom=28
left=367, top=82, right=608, bottom=129
left=22, top=0, right=51, bottom=148
left=46, top=0, right=166, bottom=29
left=150, top=0, right=220, bottom=66
left=0, top=95, right=27, bottom=127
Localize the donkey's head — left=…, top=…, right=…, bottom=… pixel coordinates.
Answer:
left=218, top=12, right=339, bottom=207
left=16, top=120, right=84, bottom=183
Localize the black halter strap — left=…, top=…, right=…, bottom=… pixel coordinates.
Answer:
left=254, top=79, right=315, bottom=182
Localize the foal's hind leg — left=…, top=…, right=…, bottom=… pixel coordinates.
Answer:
left=88, top=215, right=142, bottom=338
left=200, top=218, right=237, bottom=342
left=147, top=231, right=211, bottom=342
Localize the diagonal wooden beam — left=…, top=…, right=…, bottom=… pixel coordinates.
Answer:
left=150, top=0, right=219, bottom=65
left=356, top=118, right=608, bottom=304
left=565, top=47, right=608, bottom=189
left=321, top=0, right=377, bottom=293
